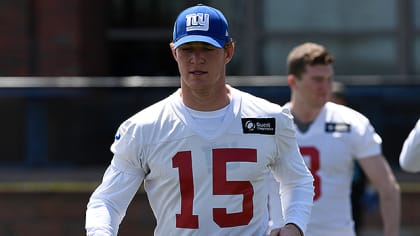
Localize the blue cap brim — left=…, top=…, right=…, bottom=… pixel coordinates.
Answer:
left=173, top=35, right=224, bottom=49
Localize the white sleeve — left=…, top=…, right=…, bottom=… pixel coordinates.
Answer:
left=85, top=158, right=144, bottom=236
left=271, top=108, right=314, bottom=233
left=399, top=119, right=420, bottom=173
left=352, top=113, right=382, bottom=159
left=267, top=173, right=284, bottom=230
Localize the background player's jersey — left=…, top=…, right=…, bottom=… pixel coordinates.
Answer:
left=285, top=102, right=382, bottom=236
left=399, top=118, right=420, bottom=172
left=86, top=87, right=313, bottom=236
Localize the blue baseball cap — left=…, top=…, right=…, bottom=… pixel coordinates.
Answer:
left=173, top=4, right=230, bottom=49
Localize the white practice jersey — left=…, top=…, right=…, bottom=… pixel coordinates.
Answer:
left=86, top=87, right=314, bottom=236
left=399, top=118, right=420, bottom=173
left=271, top=102, right=382, bottom=236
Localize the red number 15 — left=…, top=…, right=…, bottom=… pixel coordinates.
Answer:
left=172, top=148, right=257, bottom=229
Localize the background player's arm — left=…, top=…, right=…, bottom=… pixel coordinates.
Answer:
left=358, top=154, right=400, bottom=236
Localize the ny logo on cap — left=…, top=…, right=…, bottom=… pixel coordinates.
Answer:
left=185, top=13, right=209, bottom=31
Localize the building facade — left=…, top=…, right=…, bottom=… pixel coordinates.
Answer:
left=1, top=0, right=419, bottom=77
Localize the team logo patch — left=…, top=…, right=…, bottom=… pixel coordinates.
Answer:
left=241, top=118, right=275, bottom=135
left=185, top=13, right=209, bottom=31
left=325, top=122, right=351, bottom=133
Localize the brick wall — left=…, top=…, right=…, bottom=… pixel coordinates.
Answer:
left=0, top=192, right=156, bottom=236
left=0, top=0, right=28, bottom=75
left=0, top=168, right=419, bottom=235
left=0, top=0, right=107, bottom=76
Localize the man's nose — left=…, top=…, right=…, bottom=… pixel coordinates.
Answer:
left=190, top=50, right=205, bottom=64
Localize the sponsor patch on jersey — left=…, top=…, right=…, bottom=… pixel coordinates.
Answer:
left=241, top=118, right=275, bottom=135
left=325, top=122, right=351, bottom=133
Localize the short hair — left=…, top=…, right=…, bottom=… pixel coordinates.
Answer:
left=287, top=42, right=334, bottom=77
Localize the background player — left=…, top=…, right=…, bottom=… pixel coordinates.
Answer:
left=85, top=5, right=314, bottom=236
left=271, top=42, right=400, bottom=236
left=399, top=118, right=420, bottom=173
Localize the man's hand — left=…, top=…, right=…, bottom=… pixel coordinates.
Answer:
left=269, top=223, right=303, bottom=236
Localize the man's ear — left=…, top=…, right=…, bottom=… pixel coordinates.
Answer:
left=169, top=42, right=177, bottom=60
left=287, top=74, right=296, bottom=87
left=225, top=43, right=235, bottom=64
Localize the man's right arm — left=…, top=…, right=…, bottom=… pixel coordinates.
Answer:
left=86, top=160, right=144, bottom=235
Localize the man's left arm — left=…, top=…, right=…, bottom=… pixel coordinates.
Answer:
left=272, top=109, right=314, bottom=234
left=358, top=154, right=401, bottom=236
